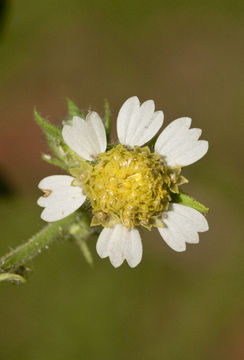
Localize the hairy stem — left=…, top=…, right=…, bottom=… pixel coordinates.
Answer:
left=0, top=211, right=91, bottom=275
left=70, top=223, right=94, bottom=267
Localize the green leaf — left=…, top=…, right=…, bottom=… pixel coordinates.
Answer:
left=34, top=108, right=62, bottom=140
left=104, top=99, right=111, bottom=141
left=171, top=192, right=209, bottom=213
left=66, top=98, right=84, bottom=118
left=45, top=133, right=66, bottom=162
left=35, top=107, right=82, bottom=167
left=0, top=273, right=26, bottom=284
left=146, top=134, right=159, bottom=151
left=69, top=223, right=93, bottom=267
left=41, top=153, right=69, bottom=171
left=75, top=237, right=94, bottom=267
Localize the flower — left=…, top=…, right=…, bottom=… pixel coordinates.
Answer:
left=38, top=96, right=209, bottom=268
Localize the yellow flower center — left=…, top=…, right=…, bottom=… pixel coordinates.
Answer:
left=70, top=144, right=186, bottom=229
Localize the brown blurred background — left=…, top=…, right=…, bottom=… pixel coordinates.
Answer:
left=0, top=1, right=243, bottom=359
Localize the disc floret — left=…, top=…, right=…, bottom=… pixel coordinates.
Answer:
left=70, top=144, right=187, bottom=229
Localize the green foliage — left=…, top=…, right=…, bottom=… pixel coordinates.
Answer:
left=41, top=153, right=69, bottom=171
left=34, top=107, right=82, bottom=170
left=70, top=223, right=94, bottom=267
left=104, top=99, right=111, bottom=141
left=171, top=192, right=209, bottom=213
left=66, top=98, right=84, bottom=118
left=0, top=272, right=26, bottom=284
left=0, top=211, right=93, bottom=284
left=34, top=107, right=62, bottom=139
left=34, top=107, right=65, bottom=163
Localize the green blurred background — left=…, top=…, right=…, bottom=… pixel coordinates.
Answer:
left=0, top=1, right=243, bottom=359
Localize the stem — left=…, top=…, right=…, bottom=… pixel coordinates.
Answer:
left=0, top=211, right=91, bottom=274
left=70, top=223, right=94, bottom=267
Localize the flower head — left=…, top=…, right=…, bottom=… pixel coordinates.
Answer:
left=38, top=96, right=209, bottom=268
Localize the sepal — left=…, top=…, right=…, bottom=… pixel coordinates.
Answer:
left=104, top=99, right=111, bottom=141
left=35, top=108, right=82, bottom=169
left=66, top=98, right=84, bottom=118
left=171, top=192, right=209, bottom=213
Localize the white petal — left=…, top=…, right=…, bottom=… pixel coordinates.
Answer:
left=155, top=117, right=208, bottom=167
left=158, top=203, right=209, bottom=252
left=117, top=96, right=140, bottom=145
left=117, top=96, right=164, bottom=147
left=188, top=128, right=202, bottom=140
left=37, top=175, right=86, bottom=222
left=124, top=228, right=143, bottom=268
left=170, top=140, right=208, bottom=167
left=96, top=226, right=124, bottom=260
left=96, top=224, right=143, bottom=268
left=62, top=112, right=107, bottom=161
